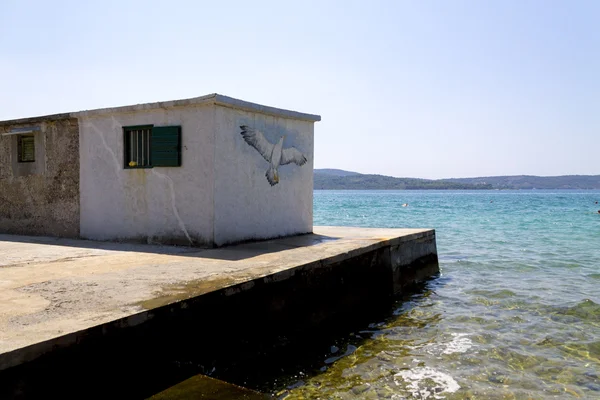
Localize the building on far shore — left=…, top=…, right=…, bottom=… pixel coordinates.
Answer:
left=0, top=94, right=320, bottom=247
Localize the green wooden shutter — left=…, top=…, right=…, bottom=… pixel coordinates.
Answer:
left=151, top=126, right=181, bottom=167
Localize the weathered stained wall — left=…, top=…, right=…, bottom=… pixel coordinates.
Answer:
left=77, top=105, right=215, bottom=246
left=0, top=117, right=80, bottom=237
left=77, top=95, right=317, bottom=247
left=213, top=105, right=314, bottom=246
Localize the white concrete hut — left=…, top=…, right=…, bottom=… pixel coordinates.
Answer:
left=0, top=94, right=321, bottom=247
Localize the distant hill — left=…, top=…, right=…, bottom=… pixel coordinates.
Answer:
left=314, top=169, right=492, bottom=190
left=314, top=169, right=600, bottom=190
left=446, top=175, right=600, bottom=190
left=314, top=168, right=361, bottom=177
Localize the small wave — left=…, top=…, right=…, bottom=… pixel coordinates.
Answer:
left=324, top=344, right=357, bottom=364
left=588, top=273, right=600, bottom=280
left=424, top=333, right=473, bottom=356
left=438, top=254, right=469, bottom=262
left=394, top=367, right=460, bottom=399
left=554, top=299, right=600, bottom=322
left=562, top=339, right=600, bottom=360
left=441, top=333, right=473, bottom=355
left=466, top=289, right=517, bottom=299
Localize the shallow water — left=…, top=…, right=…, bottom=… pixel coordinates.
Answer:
left=283, top=190, right=600, bottom=399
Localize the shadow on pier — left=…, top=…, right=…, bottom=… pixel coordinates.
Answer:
left=0, top=232, right=338, bottom=262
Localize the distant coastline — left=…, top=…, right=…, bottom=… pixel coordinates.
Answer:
left=314, top=169, right=600, bottom=190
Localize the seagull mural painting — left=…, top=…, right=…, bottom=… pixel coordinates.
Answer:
left=240, top=125, right=307, bottom=186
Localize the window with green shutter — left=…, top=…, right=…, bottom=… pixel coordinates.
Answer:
left=123, top=125, right=182, bottom=168
left=18, top=135, right=35, bottom=163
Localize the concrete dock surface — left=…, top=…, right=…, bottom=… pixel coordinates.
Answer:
left=0, top=226, right=438, bottom=398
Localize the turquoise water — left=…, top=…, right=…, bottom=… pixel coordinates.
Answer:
left=287, top=190, right=600, bottom=399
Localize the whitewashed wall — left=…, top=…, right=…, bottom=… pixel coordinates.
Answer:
left=78, top=105, right=215, bottom=245
left=213, top=105, right=314, bottom=246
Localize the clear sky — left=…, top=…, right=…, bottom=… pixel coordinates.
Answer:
left=1, top=0, right=598, bottom=179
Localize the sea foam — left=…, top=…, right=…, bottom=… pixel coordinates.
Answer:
left=425, top=333, right=473, bottom=356
left=394, top=367, right=460, bottom=399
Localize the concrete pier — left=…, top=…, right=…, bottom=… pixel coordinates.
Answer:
left=0, top=226, right=438, bottom=398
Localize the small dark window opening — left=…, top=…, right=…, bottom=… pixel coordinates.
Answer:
left=17, top=135, right=35, bottom=163
left=124, top=126, right=152, bottom=168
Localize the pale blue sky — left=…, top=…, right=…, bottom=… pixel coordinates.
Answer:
left=1, top=0, right=598, bottom=178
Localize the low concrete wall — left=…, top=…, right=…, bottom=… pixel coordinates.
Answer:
left=391, top=232, right=439, bottom=294
left=0, top=229, right=438, bottom=398
left=0, top=116, right=80, bottom=238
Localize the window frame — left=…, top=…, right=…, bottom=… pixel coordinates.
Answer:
left=17, top=134, right=36, bottom=163
left=123, top=125, right=153, bottom=169
left=123, top=124, right=182, bottom=169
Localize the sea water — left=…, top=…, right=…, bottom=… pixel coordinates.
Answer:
left=284, top=190, right=600, bottom=399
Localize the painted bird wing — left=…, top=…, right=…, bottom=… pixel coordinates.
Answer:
left=280, top=147, right=307, bottom=166
left=240, top=125, right=274, bottom=163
